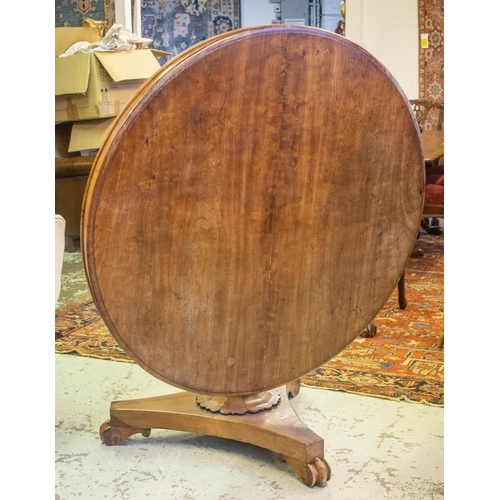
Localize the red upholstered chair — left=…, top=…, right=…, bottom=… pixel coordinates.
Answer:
left=396, top=181, right=444, bottom=347
left=397, top=199, right=444, bottom=301
left=421, top=165, right=444, bottom=235
left=409, top=99, right=444, bottom=235
left=396, top=101, right=444, bottom=347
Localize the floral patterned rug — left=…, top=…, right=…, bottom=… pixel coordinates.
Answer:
left=56, top=233, right=444, bottom=407
left=418, top=0, right=444, bottom=130
left=301, top=233, right=444, bottom=407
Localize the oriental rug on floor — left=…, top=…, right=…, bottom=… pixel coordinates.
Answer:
left=56, top=234, right=444, bottom=407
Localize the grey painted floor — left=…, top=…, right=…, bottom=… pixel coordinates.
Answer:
left=55, top=249, right=444, bottom=499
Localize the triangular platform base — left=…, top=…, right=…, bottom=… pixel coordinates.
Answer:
left=100, top=385, right=331, bottom=487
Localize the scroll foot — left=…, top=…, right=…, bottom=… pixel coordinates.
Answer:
left=281, top=455, right=332, bottom=487
left=100, top=420, right=151, bottom=446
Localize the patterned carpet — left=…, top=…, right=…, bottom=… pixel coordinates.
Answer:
left=55, top=233, right=444, bottom=407
left=418, top=0, right=444, bottom=129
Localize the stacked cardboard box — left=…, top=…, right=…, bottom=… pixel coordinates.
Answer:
left=55, top=26, right=167, bottom=153
left=55, top=26, right=169, bottom=248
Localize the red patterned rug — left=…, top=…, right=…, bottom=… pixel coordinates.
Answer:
left=56, top=298, right=134, bottom=363
left=418, top=0, right=444, bottom=130
left=301, top=233, right=443, bottom=406
left=56, top=234, right=444, bottom=407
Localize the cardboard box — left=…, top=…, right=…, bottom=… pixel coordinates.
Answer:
left=55, top=50, right=162, bottom=122
left=55, top=28, right=164, bottom=123
left=55, top=27, right=102, bottom=57
left=68, top=117, right=115, bottom=155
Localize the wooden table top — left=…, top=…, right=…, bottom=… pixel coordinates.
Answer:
left=82, top=26, right=424, bottom=396
left=421, top=129, right=444, bottom=162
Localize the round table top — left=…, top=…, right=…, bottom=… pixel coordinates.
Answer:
left=82, top=26, right=424, bottom=396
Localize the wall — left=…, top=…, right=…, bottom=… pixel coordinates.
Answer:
left=240, top=0, right=276, bottom=27
left=322, top=0, right=344, bottom=32
left=241, top=1, right=344, bottom=29
left=346, top=0, right=419, bottom=99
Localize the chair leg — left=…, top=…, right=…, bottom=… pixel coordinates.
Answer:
left=65, top=235, right=77, bottom=253
left=398, top=271, right=407, bottom=309
left=437, top=332, right=444, bottom=348
left=421, top=218, right=443, bottom=236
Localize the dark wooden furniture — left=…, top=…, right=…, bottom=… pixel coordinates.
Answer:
left=411, top=101, right=444, bottom=237
left=55, top=122, right=94, bottom=252
left=396, top=127, right=444, bottom=349
left=409, top=99, right=444, bottom=132
left=81, top=26, right=424, bottom=486
left=421, top=129, right=444, bottom=164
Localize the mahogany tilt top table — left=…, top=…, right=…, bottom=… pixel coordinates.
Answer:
left=81, top=25, right=424, bottom=487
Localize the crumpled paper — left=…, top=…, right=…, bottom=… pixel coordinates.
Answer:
left=59, top=24, right=152, bottom=57
left=82, top=18, right=107, bottom=38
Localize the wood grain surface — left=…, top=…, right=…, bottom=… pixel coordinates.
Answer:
left=421, top=129, right=444, bottom=163
left=82, top=26, right=424, bottom=395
